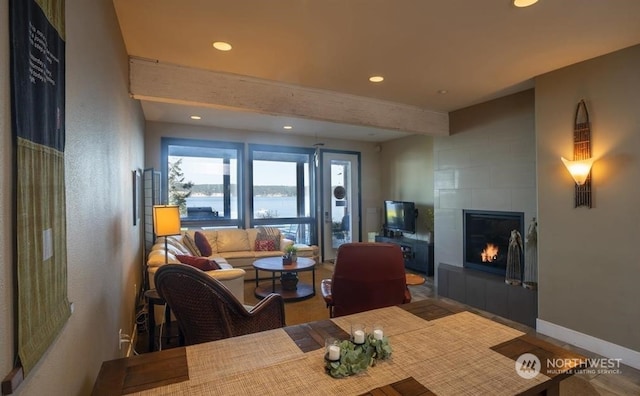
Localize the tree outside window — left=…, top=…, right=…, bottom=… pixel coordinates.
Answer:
left=168, top=158, right=194, bottom=215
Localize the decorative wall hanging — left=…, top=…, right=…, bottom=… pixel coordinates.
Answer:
left=561, top=100, right=594, bottom=208
left=9, top=0, right=70, bottom=380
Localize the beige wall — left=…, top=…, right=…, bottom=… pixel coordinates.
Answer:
left=144, top=121, right=383, bottom=241
left=1, top=0, right=145, bottom=394
left=536, top=45, right=640, bottom=352
left=380, top=134, right=435, bottom=241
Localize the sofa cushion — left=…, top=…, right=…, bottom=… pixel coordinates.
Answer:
left=163, top=236, right=191, bottom=255
left=182, top=233, right=201, bottom=256
left=255, top=238, right=277, bottom=251
left=176, top=254, right=221, bottom=271
left=194, top=231, right=213, bottom=256
left=256, top=227, right=281, bottom=250
left=216, top=229, right=251, bottom=252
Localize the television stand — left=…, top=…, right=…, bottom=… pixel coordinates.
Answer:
left=375, top=235, right=433, bottom=276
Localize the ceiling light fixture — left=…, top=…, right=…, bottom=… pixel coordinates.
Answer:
left=283, top=125, right=293, bottom=130
left=213, top=41, right=232, bottom=51
left=513, top=0, right=538, bottom=7
left=190, top=115, right=201, bottom=120
left=369, top=75, right=384, bottom=83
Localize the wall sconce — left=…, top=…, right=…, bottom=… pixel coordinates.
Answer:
left=153, top=205, right=182, bottom=264
left=562, top=100, right=593, bottom=208
left=561, top=157, right=595, bottom=186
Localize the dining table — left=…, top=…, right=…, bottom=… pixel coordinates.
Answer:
left=92, top=298, right=586, bottom=395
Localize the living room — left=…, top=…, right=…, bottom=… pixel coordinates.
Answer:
left=2, top=1, right=640, bottom=395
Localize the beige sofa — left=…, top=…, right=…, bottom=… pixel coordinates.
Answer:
left=146, top=227, right=320, bottom=304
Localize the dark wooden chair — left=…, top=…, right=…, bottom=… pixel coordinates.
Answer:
left=321, top=242, right=411, bottom=318
left=155, top=264, right=286, bottom=346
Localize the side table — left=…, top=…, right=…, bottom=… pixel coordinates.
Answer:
left=144, top=289, right=183, bottom=351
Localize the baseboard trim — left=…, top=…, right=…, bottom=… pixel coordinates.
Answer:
left=537, top=318, right=640, bottom=370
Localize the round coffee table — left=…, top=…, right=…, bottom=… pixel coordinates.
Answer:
left=253, top=256, right=316, bottom=301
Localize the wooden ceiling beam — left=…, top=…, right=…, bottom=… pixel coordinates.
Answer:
left=129, top=58, right=449, bottom=136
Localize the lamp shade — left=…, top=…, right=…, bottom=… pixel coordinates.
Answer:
left=153, top=205, right=182, bottom=236
left=561, top=157, right=595, bottom=186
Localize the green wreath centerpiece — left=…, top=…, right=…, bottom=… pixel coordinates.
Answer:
left=325, top=333, right=392, bottom=378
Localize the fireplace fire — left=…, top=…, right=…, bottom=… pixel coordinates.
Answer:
left=481, top=243, right=499, bottom=262
left=463, top=210, right=524, bottom=276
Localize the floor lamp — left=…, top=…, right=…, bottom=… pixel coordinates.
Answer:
left=153, top=205, right=182, bottom=265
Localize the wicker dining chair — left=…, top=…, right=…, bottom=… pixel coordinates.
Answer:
left=321, top=242, right=411, bottom=318
left=155, top=264, right=286, bottom=346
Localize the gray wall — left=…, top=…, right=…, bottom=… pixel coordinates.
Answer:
left=433, top=90, right=537, bottom=284
left=536, top=44, right=640, bottom=352
left=0, top=0, right=145, bottom=394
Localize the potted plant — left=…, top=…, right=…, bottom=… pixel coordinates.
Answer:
left=284, top=244, right=298, bottom=263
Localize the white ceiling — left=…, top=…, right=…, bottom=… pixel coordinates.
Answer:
left=113, top=0, right=640, bottom=142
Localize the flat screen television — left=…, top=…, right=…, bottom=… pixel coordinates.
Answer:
left=384, top=200, right=416, bottom=234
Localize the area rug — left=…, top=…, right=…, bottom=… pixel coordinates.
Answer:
left=243, top=264, right=334, bottom=326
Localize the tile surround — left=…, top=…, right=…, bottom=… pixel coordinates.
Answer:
left=433, top=90, right=537, bottom=285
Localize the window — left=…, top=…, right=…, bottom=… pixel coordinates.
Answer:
left=249, top=145, right=316, bottom=245
left=162, top=138, right=243, bottom=229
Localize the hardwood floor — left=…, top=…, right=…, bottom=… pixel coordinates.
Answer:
left=408, top=275, right=640, bottom=396
left=135, top=267, right=640, bottom=395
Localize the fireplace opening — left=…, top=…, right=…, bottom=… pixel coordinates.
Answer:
left=463, top=210, right=524, bottom=276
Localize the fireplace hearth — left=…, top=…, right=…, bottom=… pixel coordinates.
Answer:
left=463, top=210, right=524, bottom=276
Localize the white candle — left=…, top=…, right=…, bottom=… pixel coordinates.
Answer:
left=373, top=329, right=384, bottom=340
left=328, top=345, right=340, bottom=361
left=353, top=330, right=365, bottom=344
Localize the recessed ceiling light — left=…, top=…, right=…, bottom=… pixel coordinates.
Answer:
left=369, top=75, right=384, bottom=83
left=513, top=0, right=538, bottom=7
left=212, top=41, right=232, bottom=51
left=437, top=89, right=448, bottom=94
left=190, top=115, right=201, bottom=120
left=283, top=125, right=293, bottom=130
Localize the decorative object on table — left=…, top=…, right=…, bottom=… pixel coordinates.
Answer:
left=153, top=205, right=182, bottom=265
left=505, top=229, right=523, bottom=285
left=325, top=337, right=341, bottom=361
left=523, top=217, right=538, bottom=290
left=561, top=99, right=594, bottom=208
left=351, top=323, right=366, bottom=344
left=284, top=244, right=298, bottom=263
left=324, top=328, right=392, bottom=378
left=280, top=272, right=299, bottom=291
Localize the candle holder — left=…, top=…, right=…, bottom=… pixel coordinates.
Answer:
left=372, top=323, right=384, bottom=341
left=325, top=337, right=341, bottom=362
left=351, top=323, right=366, bottom=345
left=324, top=332, right=393, bottom=378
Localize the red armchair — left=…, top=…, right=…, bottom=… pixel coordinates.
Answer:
left=321, top=242, right=411, bottom=317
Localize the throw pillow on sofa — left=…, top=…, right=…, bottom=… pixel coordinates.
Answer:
left=255, top=238, right=276, bottom=251
left=176, top=254, right=220, bottom=271
left=256, top=227, right=281, bottom=250
left=194, top=231, right=213, bottom=256
left=182, top=233, right=201, bottom=256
